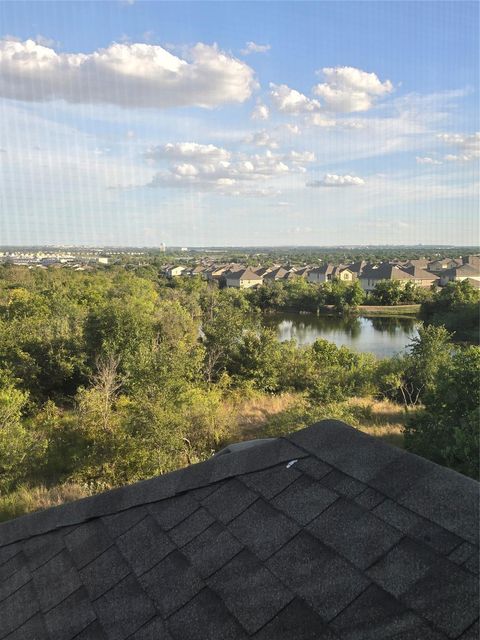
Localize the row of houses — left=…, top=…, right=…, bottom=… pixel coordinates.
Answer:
left=163, top=255, right=480, bottom=291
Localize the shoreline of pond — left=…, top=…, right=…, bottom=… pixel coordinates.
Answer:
left=260, top=304, right=421, bottom=318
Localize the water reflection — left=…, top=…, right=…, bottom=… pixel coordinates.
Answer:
left=263, top=313, right=420, bottom=358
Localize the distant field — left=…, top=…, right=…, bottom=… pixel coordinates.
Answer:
left=357, top=304, right=421, bottom=315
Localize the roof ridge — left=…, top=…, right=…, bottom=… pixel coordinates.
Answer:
left=0, top=437, right=305, bottom=548
left=0, top=420, right=478, bottom=549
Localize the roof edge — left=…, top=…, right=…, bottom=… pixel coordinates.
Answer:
left=0, top=436, right=305, bottom=548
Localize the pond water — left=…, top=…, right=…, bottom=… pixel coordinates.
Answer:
left=262, top=313, right=421, bottom=359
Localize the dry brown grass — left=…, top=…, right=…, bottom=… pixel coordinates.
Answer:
left=0, top=483, right=92, bottom=522
left=345, top=397, right=409, bottom=447
left=225, top=392, right=299, bottom=442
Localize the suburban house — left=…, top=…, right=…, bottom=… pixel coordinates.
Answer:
left=0, top=420, right=477, bottom=640
left=346, top=260, right=367, bottom=277
left=403, top=265, right=439, bottom=288
left=224, top=267, right=263, bottom=289
left=428, top=258, right=463, bottom=273
left=263, top=266, right=289, bottom=281
left=439, top=263, right=480, bottom=286
left=403, top=259, right=430, bottom=270
left=359, top=262, right=415, bottom=291
left=307, top=264, right=354, bottom=284
left=165, top=265, right=186, bottom=277
left=205, top=265, right=230, bottom=282
left=254, top=266, right=275, bottom=277
left=187, top=265, right=207, bottom=277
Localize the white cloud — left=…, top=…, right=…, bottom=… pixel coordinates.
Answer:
left=145, top=142, right=231, bottom=162
left=34, top=35, right=57, bottom=48
left=244, top=131, right=279, bottom=149
left=148, top=146, right=310, bottom=195
left=269, top=83, right=321, bottom=114
left=438, top=132, right=480, bottom=162
left=251, top=103, right=270, bottom=120
left=0, top=38, right=257, bottom=108
left=240, top=41, right=271, bottom=55
left=307, top=174, right=365, bottom=187
left=416, top=156, right=442, bottom=165
left=313, top=66, right=393, bottom=112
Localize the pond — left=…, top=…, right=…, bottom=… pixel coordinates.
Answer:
left=262, top=313, right=421, bottom=358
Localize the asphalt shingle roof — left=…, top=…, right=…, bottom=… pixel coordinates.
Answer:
left=0, top=420, right=478, bottom=640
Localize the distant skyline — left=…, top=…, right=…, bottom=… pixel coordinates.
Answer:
left=0, top=1, right=478, bottom=246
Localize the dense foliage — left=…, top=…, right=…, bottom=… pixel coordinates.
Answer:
left=0, top=266, right=478, bottom=519
left=420, top=279, right=480, bottom=343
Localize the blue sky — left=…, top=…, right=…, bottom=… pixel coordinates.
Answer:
left=0, top=1, right=478, bottom=246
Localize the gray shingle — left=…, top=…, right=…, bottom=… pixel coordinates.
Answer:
left=74, top=620, right=108, bottom=639
left=0, top=559, right=30, bottom=602
left=64, top=519, right=112, bottom=569
left=116, top=515, right=174, bottom=575
left=207, top=549, right=293, bottom=634
left=266, top=531, right=370, bottom=621
left=92, top=574, right=156, bottom=640
left=0, top=580, right=40, bottom=637
left=448, top=541, right=477, bottom=566
left=44, top=588, right=96, bottom=640
left=148, top=493, right=198, bottom=530
left=79, top=545, right=130, bottom=600
left=139, top=550, right=204, bottom=617
left=354, top=487, right=385, bottom=510
left=373, top=499, right=463, bottom=555
left=331, top=584, right=429, bottom=640
left=320, top=469, right=366, bottom=498
left=168, top=507, right=215, bottom=547
left=4, top=613, right=49, bottom=640
left=167, top=588, right=248, bottom=640
left=32, top=550, right=82, bottom=612
left=288, top=420, right=401, bottom=482
left=294, top=456, right=333, bottom=480
left=201, top=479, right=258, bottom=524
left=228, top=499, right=300, bottom=560
left=272, top=474, right=338, bottom=525
left=367, top=538, right=438, bottom=597
left=240, top=462, right=302, bottom=499
left=397, top=466, right=479, bottom=545
left=308, top=498, right=402, bottom=569
left=129, top=616, right=172, bottom=640
left=367, top=451, right=433, bottom=499
left=181, top=522, right=243, bottom=578
left=252, top=598, right=339, bottom=640
left=402, top=562, right=479, bottom=637
left=0, top=542, right=21, bottom=568
left=101, top=505, right=148, bottom=539
left=22, top=529, right=67, bottom=571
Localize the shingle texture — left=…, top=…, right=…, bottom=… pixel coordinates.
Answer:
left=0, top=420, right=478, bottom=640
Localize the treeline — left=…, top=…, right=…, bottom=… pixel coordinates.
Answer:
left=246, top=278, right=430, bottom=313
left=420, top=279, right=480, bottom=343
left=0, top=266, right=478, bottom=520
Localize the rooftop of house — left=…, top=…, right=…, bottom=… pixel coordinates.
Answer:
left=361, top=263, right=415, bottom=281
left=0, top=420, right=478, bottom=640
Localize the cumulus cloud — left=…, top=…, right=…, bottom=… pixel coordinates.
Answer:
left=269, top=83, right=321, bottom=114
left=251, top=103, right=270, bottom=120
left=147, top=144, right=312, bottom=195
left=437, top=132, right=480, bottom=162
left=145, top=142, right=231, bottom=162
left=244, top=131, right=279, bottom=149
left=313, top=66, right=393, bottom=112
left=0, top=38, right=256, bottom=108
left=307, top=174, right=365, bottom=187
left=241, top=41, right=271, bottom=55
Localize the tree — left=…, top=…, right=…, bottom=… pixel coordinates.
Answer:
left=404, top=345, right=480, bottom=479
